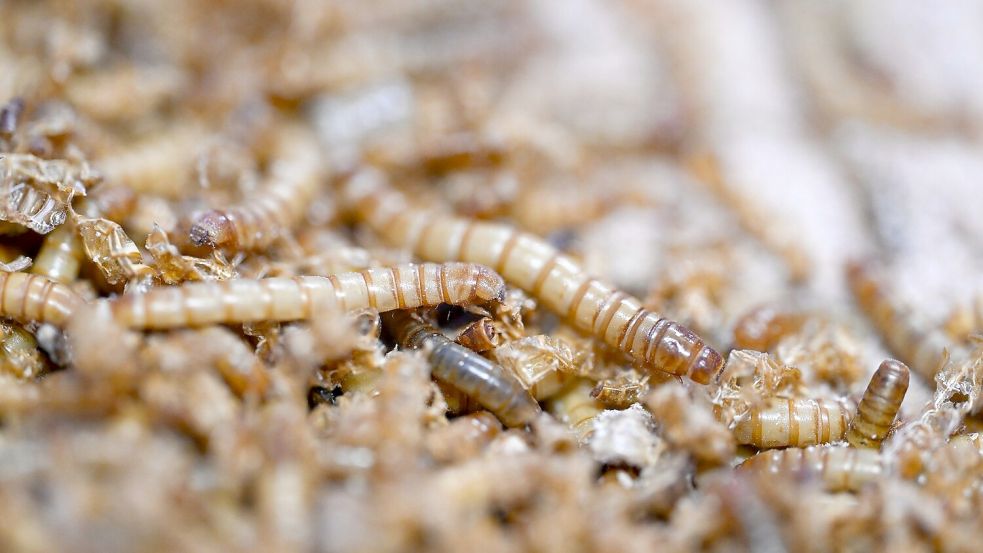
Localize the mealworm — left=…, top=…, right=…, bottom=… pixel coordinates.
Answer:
left=730, top=397, right=853, bottom=449
left=96, top=122, right=206, bottom=198
left=847, top=261, right=951, bottom=379
left=846, top=359, right=910, bottom=449
left=591, top=375, right=648, bottom=410
left=31, top=225, right=84, bottom=284
left=0, top=271, right=83, bottom=328
left=738, top=445, right=884, bottom=492
left=455, top=317, right=504, bottom=352
left=109, top=262, right=504, bottom=330
left=546, top=378, right=604, bottom=439
left=189, top=125, right=324, bottom=251
left=342, top=170, right=724, bottom=384
left=383, top=309, right=540, bottom=427
left=731, top=305, right=807, bottom=352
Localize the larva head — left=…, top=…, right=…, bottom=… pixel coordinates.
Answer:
left=445, top=263, right=505, bottom=304
left=189, top=210, right=235, bottom=249
left=870, top=359, right=910, bottom=405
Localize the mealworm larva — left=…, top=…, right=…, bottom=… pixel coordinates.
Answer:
left=846, top=359, right=910, bottom=449
left=591, top=374, right=648, bottom=410
left=342, top=170, right=724, bottom=384
left=730, top=397, right=853, bottom=449
left=847, top=261, right=951, bottom=379
left=189, top=125, right=324, bottom=251
left=96, top=122, right=206, bottom=198
left=383, top=309, right=540, bottom=427
left=0, top=321, right=51, bottom=379
left=455, top=317, right=504, bottom=352
left=0, top=271, right=83, bottom=328
left=108, top=262, right=504, bottom=330
left=731, top=305, right=807, bottom=352
left=738, top=445, right=885, bottom=492
left=31, top=224, right=84, bottom=284
left=546, top=378, right=604, bottom=439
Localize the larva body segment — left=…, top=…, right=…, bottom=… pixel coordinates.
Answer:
left=847, top=262, right=951, bottom=379
left=0, top=271, right=83, bottom=328
left=731, top=397, right=852, bottom=449
left=342, top=172, right=724, bottom=384
left=96, top=123, right=206, bottom=198
left=189, top=126, right=324, bottom=251
left=109, top=262, right=504, bottom=329
left=738, top=445, right=884, bottom=492
left=384, top=309, right=541, bottom=428
left=546, top=378, right=604, bottom=439
left=0, top=321, right=51, bottom=378
left=455, top=317, right=503, bottom=352
left=847, top=359, right=909, bottom=449
left=31, top=224, right=84, bottom=283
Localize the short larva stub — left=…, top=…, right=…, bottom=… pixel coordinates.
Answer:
left=546, top=378, right=604, bottom=439
left=383, top=309, right=541, bottom=428
left=847, top=261, right=951, bottom=379
left=108, top=262, right=504, bottom=330
left=341, top=170, right=724, bottom=385
left=846, top=359, right=910, bottom=449
left=189, top=125, right=324, bottom=251
left=0, top=271, right=84, bottom=328
left=455, top=317, right=504, bottom=352
left=738, top=445, right=884, bottom=492
left=730, top=397, right=852, bottom=449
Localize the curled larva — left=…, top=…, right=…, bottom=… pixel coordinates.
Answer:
left=384, top=309, right=541, bottom=428
left=738, top=445, right=884, bottom=492
left=189, top=125, right=325, bottom=251
left=846, top=359, right=909, bottom=449
left=342, top=170, right=723, bottom=384
left=108, top=262, right=504, bottom=329
left=730, top=397, right=852, bottom=449
left=0, top=271, right=84, bottom=328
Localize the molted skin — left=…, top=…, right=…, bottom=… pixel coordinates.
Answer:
left=731, top=397, right=852, bottom=449
left=110, top=262, right=504, bottom=329
left=342, top=170, right=724, bottom=385
left=0, top=271, right=83, bottom=328
left=739, top=445, right=884, bottom=492
left=384, top=309, right=541, bottom=428
left=847, top=359, right=909, bottom=449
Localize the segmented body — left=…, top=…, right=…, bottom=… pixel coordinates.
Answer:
left=546, top=378, right=603, bottom=438
left=189, top=126, right=324, bottom=251
left=31, top=225, right=84, bottom=283
left=848, top=262, right=951, bottom=379
left=342, top=171, right=724, bottom=384
left=0, top=271, right=83, bottom=328
left=384, top=309, right=540, bottom=427
left=738, top=445, right=884, bottom=492
left=109, top=262, right=504, bottom=329
left=731, top=397, right=852, bottom=449
left=96, top=123, right=205, bottom=197
left=455, top=317, right=503, bottom=352
left=846, top=359, right=909, bottom=448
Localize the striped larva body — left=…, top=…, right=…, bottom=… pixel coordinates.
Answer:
left=384, top=309, right=540, bottom=427
left=738, top=445, right=884, bottom=492
left=31, top=224, right=84, bottom=283
left=189, top=126, right=324, bottom=251
left=342, top=171, right=724, bottom=384
left=0, top=271, right=83, bottom=328
left=731, top=397, right=852, bottom=449
left=109, top=262, right=504, bottom=330
left=96, top=123, right=205, bottom=198
left=847, top=262, right=951, bottom=379
left=847, top=359, right=910, bottom=449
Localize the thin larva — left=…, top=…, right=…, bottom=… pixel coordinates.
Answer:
left=341, top=170, right=724, bottom=385
left=0, top=271, right=83, bottom=328
left=109, top=262, right=504, bottom=329
left=730, top=397, right=853, bottom=448
left=739, top=445, right=884, bottom=492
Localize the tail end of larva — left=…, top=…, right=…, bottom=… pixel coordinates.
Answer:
left=688, top=344, right=725, bottom=385
left=472, top=264, right=507, bottom=303
left=189, top=210, right=235, bottom=249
